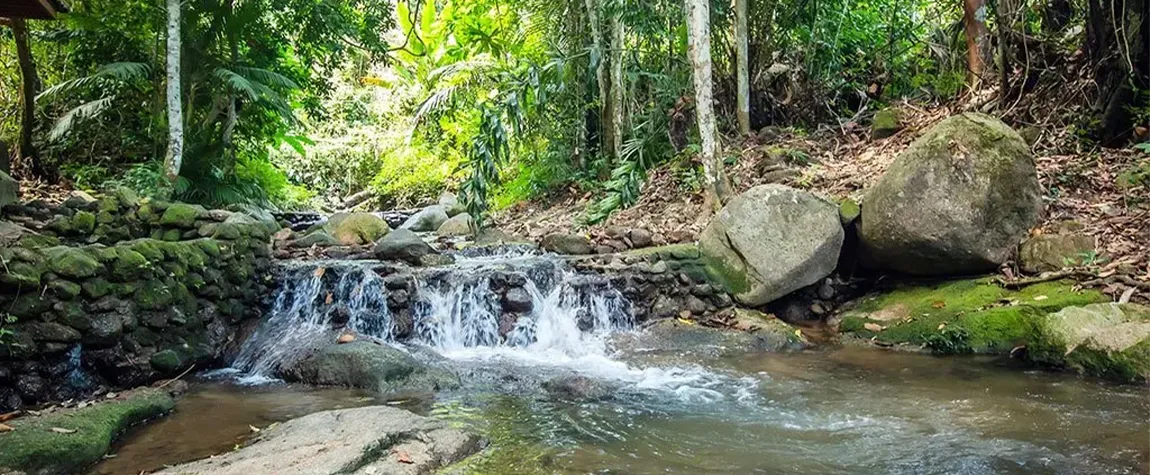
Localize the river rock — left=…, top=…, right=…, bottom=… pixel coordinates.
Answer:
left=283, top=341, right=459, bottom=394
left=438, top=191, right=467, bottom=217
left=699, top=184, right=843, bottom=306
left=871, top=108, right=902, bottom=138
left=288, top=230, right=340, bottom=248
left=401, top=205, right=449, bottom=232
left=1019, top=231, right=1095, bottom=273
left=1032, top=303, right=1150, bottom=383
left=155, top=405, right=483, bottom=475
left=373, top=229, right=436, bottom=265
left=859, top=113, right=1041, bottom=275
left=502, top=287, right=534, bottom=313
left=436, top=212, right=475, bottom=237
left=628, top=228, right=653, bottom=248
left=62, top=190, right=98, bottom=210
left=542, top=375, right=615, bottom=401
left=541, top=233, right=593, bottom=255
left=326, top=212, right=390, bottom=245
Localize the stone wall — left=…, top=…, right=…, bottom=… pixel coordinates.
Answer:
left=0, top=191, right=276, bottom=411
left=571, top=244, right=735, bottom=321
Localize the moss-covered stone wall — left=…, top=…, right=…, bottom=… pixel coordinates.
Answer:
left=0, top=191, right=277, bottom=411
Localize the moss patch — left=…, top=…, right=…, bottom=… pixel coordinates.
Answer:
left=0, top=388, right=174, bottom=475
left=840, top=278, right=1106, bottom=354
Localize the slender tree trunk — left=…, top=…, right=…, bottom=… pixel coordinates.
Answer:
left=962, top=0, right=994, bottom=87
left=11, top=19, right=46, bottom=178
left=584, top=0, right=610, bottom=162
left=996, top=0, right=1013, bottom=102
left=164, top=0, right=184, bottom=182
left=609, top=16, right=625, bottom=161
left=734, top=0, right=750, bottom=135
left=686, top=0, right=732, bottom=211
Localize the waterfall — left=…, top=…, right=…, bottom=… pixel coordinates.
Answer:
left=232, top=255, right=634, bottom=378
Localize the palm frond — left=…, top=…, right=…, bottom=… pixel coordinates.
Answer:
left=38, top=62, right=150, bottom=102
left=48, top=96, right=115, bottom=141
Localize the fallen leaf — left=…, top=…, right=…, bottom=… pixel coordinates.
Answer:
left=50, top=427, right=76, bottom=434
left=937, top=323, right=947, bottom=330
left=0, top=411, right=20, bottom=423
left=394, top=449, right=413, bottom=464
left=1033, top=295, right=1048, bottom=301
left=325, top=292, right=333, bottom=305
left=863, top=322, right=884, bottom=332
left=676, top=317, right=695, bottom=325
left=0, top=423, right=13, bottom=432
left=249, top=425, right=261, bottom=433
left=931, top=301, right=946, bottom=309
left=337, top=334, right=356, bottom=344
left=314, top=267, right=326, bottom=278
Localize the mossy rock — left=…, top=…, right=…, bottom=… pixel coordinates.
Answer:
left=81, top=278, right=115, bottom=299
left=1031, top=303, right=1150, bottom=383
left=159, top=203, right=202, bottom=228
left=71, top=211, right=97, bottom=234
left=839, top=278, right=1106, bottom=354
left=871, top=108, right=902, bottom=138
left=325, top=212, right=390, bottom=245
left=46, top=279, right=81, bottom=299
left=0, top=388, right=175, bottom=475
left=135, top=280, right=174, bottom=310
left=837, top=198, right=860, bottom=225
left=1018, top=232, right=1096, bottom=274
left=149, top=349, right=185, bottom=373
left=45, top=247, right=102, bottom=279
left=1, top=260, right=44, bottom=288
left=109, top=247, right=151, bottom=281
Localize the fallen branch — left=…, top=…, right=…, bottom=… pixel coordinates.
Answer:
left=155, top=364, right=196, bottom=389
left=995, top=269, right=1094, bottom=288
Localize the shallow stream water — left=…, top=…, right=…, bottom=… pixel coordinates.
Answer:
left=91, top=344, right=1147, bottom=475
left=91, top=256, right=1149, bottom=474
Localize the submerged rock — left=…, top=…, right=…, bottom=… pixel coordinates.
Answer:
left=401, top=205, right=450, bottom=232
left=373, top=229, right=436, bottom=265
left=859, top=113, right=1041, bottom=275
left=0, top=386, right=177, bottom=475
left=542, top=375, right=616, bottom=401
left=282, top=341, right=459, bottom=395
left=699, top=184, right=843, bottom=306
left=155, top=405, right=483, bottom=475
left=1032, top=303, right=1150, bottom=383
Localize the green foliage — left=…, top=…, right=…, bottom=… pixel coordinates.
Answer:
left=0, top=313, right=16, bottom=349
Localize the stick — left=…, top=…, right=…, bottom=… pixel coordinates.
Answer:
left=155, top=364, right=196, bottom=389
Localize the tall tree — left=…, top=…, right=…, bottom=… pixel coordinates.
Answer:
left=962, top=0, right=993, bottom=87
left=734, top=0, right=750, bottom=135
left=585, top=0, right=610, bottom=160
left=164, top=0, right=183, bottom=182
left=608, top=15, right=625, bottom=161
left=9, top=18, right=47, bottom=178
left=685, top=0, right=731, bottom=211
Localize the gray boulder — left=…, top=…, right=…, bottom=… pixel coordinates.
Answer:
left=699, top=184, right=843, bottom=306
left=438, top=191, right=467, bottom=217
left=436, top=212, right=475, bottom=237
left=540, top=233, right=593, bottom=255
left=325, top=212, right=390, bottom=245
left=373, top=229, right=436, bottom=265
left=155, top=405, right=483, bottom=475
left=283, top=341, right=459, bottom=395
left=542, top=375, right=615, bottom=401
left=859, top=113, right=1041, bottom=275
left=0, top=171, right=17, bottom=211
left=401, top=205, right=449, bottom=232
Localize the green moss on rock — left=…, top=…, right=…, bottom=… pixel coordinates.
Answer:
left=159, top=203, right=201, bottom=228
left=0, top=388, right=174, bottom=475
left=46, top=247, right=102, bottom=278
left=839, top=278, right=1106, bottom=354
left=1031, top=303, right=1150, bottom=383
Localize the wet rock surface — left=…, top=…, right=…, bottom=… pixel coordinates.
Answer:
left=154, top=405, right=484, bottom=475
left=282, top=341, right=460, bottom=395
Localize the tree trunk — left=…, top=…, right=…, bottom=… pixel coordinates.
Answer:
left=584, top=0, right=609, bottom=163
left=11, top=19, right=46, bottom=179
left=996, top=0, right=1013, bottom=101
left=686, top=0, right=732, bottom=211
left=609, top=16, right=625, bottom=161
left=734, top=0, right=750, bottom=135
left=962, top=0, right=994, bottom=87
left=164, top=0, right=184, bottom=182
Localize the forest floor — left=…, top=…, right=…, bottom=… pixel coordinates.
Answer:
left=496, top=103, right=1149, bottom=302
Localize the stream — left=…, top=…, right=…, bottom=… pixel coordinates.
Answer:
left=90, top=253, right=1148, bottom=475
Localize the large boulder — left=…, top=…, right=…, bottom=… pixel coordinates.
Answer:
left=155, top=405, right=482, bottom=475
left=0, top=171, right=18, bottom=211
left=1032, top=303, right=1150, bottom=383
left=283, top=341, right=459, bottom=394
left=438, top=191, right=467, bottom=217
left=325, top=212, right=390, bottom=245
left=400, top=205, right=449, bottom=232
left=436, top=212, right=475, bottom=237
left=699, top=184, right=843, bottom=306
left=373, top=229, right=436, bottom=265
left=859, top=113, right=1041, bottom=275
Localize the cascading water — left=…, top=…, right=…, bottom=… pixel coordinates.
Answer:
left=230, top=251, right=756, bottom=404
